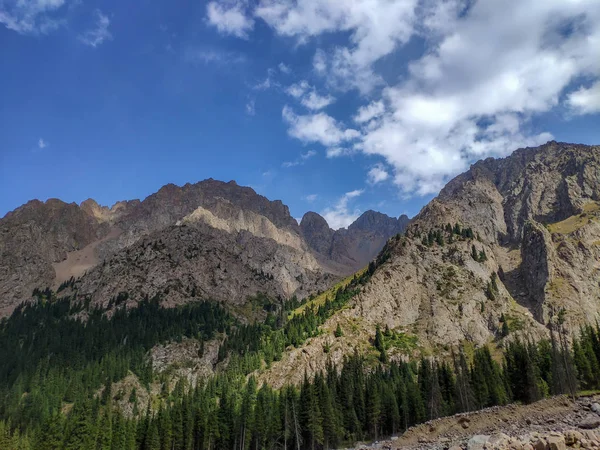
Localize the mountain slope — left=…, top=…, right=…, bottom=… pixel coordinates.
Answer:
left=259, top=141, right=600, bottom=385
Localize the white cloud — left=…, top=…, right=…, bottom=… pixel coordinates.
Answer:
left=208, top=0, right=600, bottom=197
left=282, top=149, right=317, bottom=167
left=304, top=194, right=318, bottom=202
left=0, top=0, right=67, bottom=35
left=184, top=48, right=246, bottom=65
left=313, top=49, right=327, bottom=74
left=326, top=146, right=357, bottom=158
left=38, top=138, right=47, bottom=149
left=567, top=81, right=600, bottom=115
left=265, top=0, right=600, bottom=196
left=282, top=106, right=359, bottom=147
left=207, top=0, right=254, bottom=38
left=245, top=99, right=256, bottom=116
left=286, top=81, right=309, bottom=98
left=253, top=67, right=278, bottom=91
left=287, top=81, right=335, bottom=110
left=353, top=101, right=385, bottom=124
left=321, top=189, right=364, bottom=230
left=301, top=91, right=335, bottom=110
left=301, top=149, right=316, bottom=159
left=79, top=10, right=112, bottom=48
left=255, top=0, right=417, bottom=93
left=278, top=62, right=291, bottom=74
left=367, top=164, right=389, bottom=184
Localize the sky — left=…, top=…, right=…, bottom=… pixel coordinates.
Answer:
left=1, top=0, right=600, bottom=229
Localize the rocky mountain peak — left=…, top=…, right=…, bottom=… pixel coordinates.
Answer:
left=299, top=212, right=334, bottom=255
left=349, top=210, right=410, bottom=235
left=300, top=209, right=410, bottom=271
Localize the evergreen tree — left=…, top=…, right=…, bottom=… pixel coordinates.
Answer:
left=334, top=324, right=343, bottom=338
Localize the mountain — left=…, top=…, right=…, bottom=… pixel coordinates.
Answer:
left=300, top=210, right=410, bottom=271
left=0, top=179, right=405, bottom=316
left=2, top=141, right=600, bottom=450
left=260, top=141, right=600, bottom=385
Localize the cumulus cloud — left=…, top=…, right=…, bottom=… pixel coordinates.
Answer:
left=255, top=0, right=417, bottom=93
left=78, top=10, right=112, bottom=47
left=281, top=0, right=599, bottom=196
left=208, top=0, right=600, bottom=197
left=207, top=0, right=254, bottom=38
left=567, top=82, right=600, bottom=115
left=282, top=106, right=359, bottom=147
left=38, top=138, right=47, bottom=149
left=0, top=0, right=67, bottom=34
left=367, top=164, right=389, bottom=184
left=321, top=189, right=364, bottom=230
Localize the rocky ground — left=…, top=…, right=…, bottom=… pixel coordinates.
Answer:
left=352, top=395, right=600, bottom=450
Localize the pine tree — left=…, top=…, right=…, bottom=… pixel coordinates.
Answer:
left=144, top=418, right=160, bottom=450
left=63, top=401, right=95, bottom=450
left=366, top=381, right=382, bottom=440
left=334, top=324, right=343, bottom=338
left=374, top=325, right=388, bottom=363
left=300, top=373, right=323, bottom=450
left=35, top=413, right=64, bottom=450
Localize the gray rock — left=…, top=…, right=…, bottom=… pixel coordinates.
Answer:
left=579, top=416, right=600, bottom=429
left=467, top=435, right=490, bottom=450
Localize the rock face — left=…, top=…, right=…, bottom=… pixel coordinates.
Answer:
left=0, top=179, right=404, bottom=316
left=0, top=199, right=108, bottom=315
left=357, top=141, right=600, bottom=344
left=299, top=212, right=334, bottom=255
left=259, top=142, right=600, bottom=384
left=300, top=210, right=409, bottom=271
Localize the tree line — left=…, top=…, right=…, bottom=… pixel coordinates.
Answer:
left=1, top=281, right=600, bottom=448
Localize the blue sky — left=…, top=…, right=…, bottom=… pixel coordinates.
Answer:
left=1, top=0, right=599, bottom=228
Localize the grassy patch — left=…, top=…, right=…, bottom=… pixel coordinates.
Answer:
left=505, top=314, right=525, bottom=332
left=289, top=267, right=367, bottom=318
left=386, top=331, right=419, bottom=353
left=548, top=201, right=599, bottom=234
left=578, top=389, right=600, bottom=397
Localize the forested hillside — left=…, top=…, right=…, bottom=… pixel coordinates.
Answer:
left=1, top=279, right=600, bottom=449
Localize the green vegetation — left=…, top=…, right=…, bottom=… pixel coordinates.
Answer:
left=1, top=279, right=600, bottom=449
left=420, top=223, right=474, bottom=248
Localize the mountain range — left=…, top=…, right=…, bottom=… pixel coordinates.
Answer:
left=2, top=141, right=600, bottom=449
left=0, top=178, right=408, bottom=317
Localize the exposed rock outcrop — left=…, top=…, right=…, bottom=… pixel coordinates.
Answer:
left=300, top=210, right=410, bottom=271
left=521, top=221, right=556, bottom=322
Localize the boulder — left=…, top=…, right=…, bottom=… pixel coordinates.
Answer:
left=579, top=417, right=600, bottom=430
left=468, top=435, right=491, bottom=450
left=488, top=433, right=511, bottom=449
left=546, top=435, right=566, bottom=450
left=564, top=430, right=583, bottom=446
